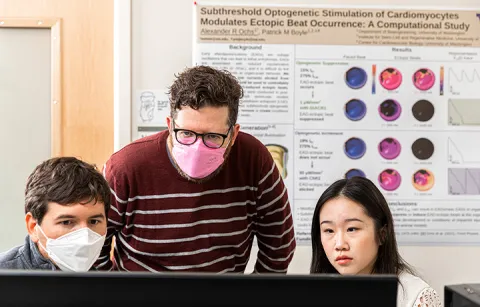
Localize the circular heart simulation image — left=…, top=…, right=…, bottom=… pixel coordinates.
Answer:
left=344, top=137, right=367, bottom=159
left=412, top=169, right=435, bottom=191
left=378, top=169, right=402, bottom=191
left=379, top=99, right=402, bottom=121
left=379, top=67, right=402, bottom=90
left=345, top=99, right=367, bottom=121
left=411, top=138, right=434, bottom=160
left=378, top=137, right=401, bottom=160
left=412, top=99, right=434, bottom=122
left=413, top=68, right=435, bottom=91
left=345, top=67, right=368, bottom=89
left=345, top=168, right=366, bottom=179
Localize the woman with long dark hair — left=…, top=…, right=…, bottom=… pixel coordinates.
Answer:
left=310, top=177, right=440, bottom=306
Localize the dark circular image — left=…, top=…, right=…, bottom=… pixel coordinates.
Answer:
left=411, top=138, right=434, bottom=160
left=345, top=169, right=366, bottom=179
left=345, top=99, right=367, bottom=121
left=379, top=99, right=402, bottom=121
left=378, top=137, right=401, bottom=160
left=344, top=137, right=367, bottom=159
left=412, top=100, right=434, bottom=122
left=378, top=169, right=402, bottom=191
left=345, top=67, right=368, bottom=89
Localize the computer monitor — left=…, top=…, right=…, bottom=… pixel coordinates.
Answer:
left=445, top=284, right=480, bottom=307
left=0, top=271, right=398, bottom=307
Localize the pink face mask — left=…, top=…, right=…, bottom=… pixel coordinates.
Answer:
left=171, top=138, right=227, bottom=179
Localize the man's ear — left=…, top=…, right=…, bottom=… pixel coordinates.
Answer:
left=166, top=116, right=172, bottom=131
left=230, top=124, right=241, bottom=146
left=26, top=213, right=39, bottom=243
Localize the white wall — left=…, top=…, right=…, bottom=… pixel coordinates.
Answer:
left=123, top=0, right=480, bottom=302
left=0, top=28, right=52, bottom=251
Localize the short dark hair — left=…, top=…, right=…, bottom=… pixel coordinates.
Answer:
left=168, top=66, right=243, bottom=126
left=310, top=177, right=415, bottom=276
left=25, top=157, right=111, bottom=224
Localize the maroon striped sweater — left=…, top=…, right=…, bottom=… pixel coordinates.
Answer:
left=95, top=130, right=296, bottom=273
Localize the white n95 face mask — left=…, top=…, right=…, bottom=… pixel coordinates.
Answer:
left=36, top=226, right=106, bottom=272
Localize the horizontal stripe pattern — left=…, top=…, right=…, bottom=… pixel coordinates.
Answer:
left=94, top=131, right=296, bottom=273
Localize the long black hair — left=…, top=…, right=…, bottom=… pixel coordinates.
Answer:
left=310, top=176, right=415, bottom=276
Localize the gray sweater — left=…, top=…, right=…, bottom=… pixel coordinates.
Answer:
left=0, top=236, right=56, bottom=270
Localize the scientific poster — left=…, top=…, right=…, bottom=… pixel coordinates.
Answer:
left=193, top=3, right=480, bottom=245
left=133, top=90, right=169, bottom=140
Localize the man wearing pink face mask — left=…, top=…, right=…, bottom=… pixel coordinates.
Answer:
left=96, top=66, right=296, bottom=273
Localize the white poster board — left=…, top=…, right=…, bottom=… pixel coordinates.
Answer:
left=193, top=3, right=480, bottom=245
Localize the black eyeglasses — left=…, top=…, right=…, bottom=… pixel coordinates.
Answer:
left=172, top=120, right=232, bottom=149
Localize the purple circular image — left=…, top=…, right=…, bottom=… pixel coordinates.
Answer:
left=345, top=169, right=366, bottom=179
left=345, top=99, right=367, bottom=121
left=379, top=99, right=402, bottom=121
left=378, top=137, right=401, bottom=160
left=344, top=137, right=367, bottom=160
left=345, top=67, right=368, bottom=89
left=378, top=169, right=401, bottom=191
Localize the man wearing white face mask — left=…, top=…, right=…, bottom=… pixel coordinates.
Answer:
left=96, top=66, right=296, bottom=273
left=0, top=157, right=111, bottom=271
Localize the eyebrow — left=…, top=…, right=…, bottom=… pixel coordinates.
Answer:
left=54, top=214, right=105, bottom=220
left=320, top=218, right=364, bottom=225
left=54, top=214, right=76, bottom=220
left=173, top=121, right=230, bottom=135
left=89, top=214, right=106, bottom=220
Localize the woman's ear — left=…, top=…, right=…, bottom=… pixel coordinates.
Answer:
left=379, top=225, right=387, bottom=245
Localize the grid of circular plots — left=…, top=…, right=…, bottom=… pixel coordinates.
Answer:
left=342, top=137, right=436, bottom=191
left=344, top=67, right=436, bottom=123
left=342, top=67, right=437, bottom=191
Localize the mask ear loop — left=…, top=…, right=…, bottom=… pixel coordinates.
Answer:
left=34, top=225, right=51, bottom=253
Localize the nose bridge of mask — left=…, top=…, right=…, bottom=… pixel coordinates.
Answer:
left=38, top=226, right=101, bottom=246
left=57, top=227, right=102, bottom=244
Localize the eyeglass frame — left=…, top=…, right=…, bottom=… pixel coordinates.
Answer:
left=172, top=119, right=233, bottom=149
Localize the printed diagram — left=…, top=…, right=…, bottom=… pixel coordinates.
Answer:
left=266, top=144, right=289, bottom=179
left=448, top=137, right=480, bottom=164
left=448, top=168, right=480, bottom=195
left=448, top=99, right=480, bottom=126
left=139, top=91, right=168, bottom=122
left=448, top=68, right=480, bottom=95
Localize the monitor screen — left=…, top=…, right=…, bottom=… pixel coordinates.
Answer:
left=0, top=271, right=398, bottom=307
left=445, top=284, right=480, bottom=307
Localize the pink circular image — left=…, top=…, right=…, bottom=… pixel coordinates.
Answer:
left=413, top=68, right=435, bottom=91
left=378, top=169, right=401, bottom=191
left=380, top=68, right=402, bottom=90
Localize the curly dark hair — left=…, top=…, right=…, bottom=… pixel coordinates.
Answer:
left=168, top=66, right=244, bottom=126
left=25, top=157, right=111, bottom=224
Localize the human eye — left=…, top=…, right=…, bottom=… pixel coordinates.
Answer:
left=204, top=133, right=224, bottom=147
left=322, top=228, right=334, bottom=234
left=347, top=227, right=359, bottom=232
left=178, top=130, right=194, bottom=138
left=58, top=220, right=72, bottom=226
left=205, top=133, right=222, bottom=141
left=89, top=219, right=102, bottom=226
